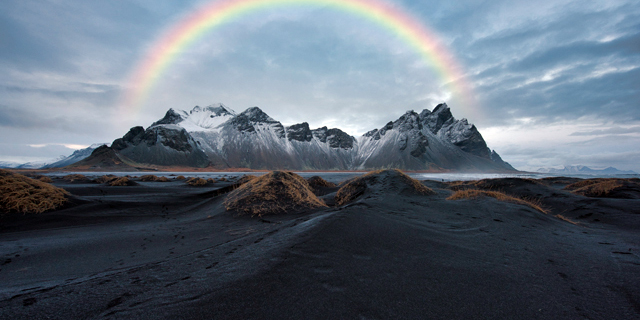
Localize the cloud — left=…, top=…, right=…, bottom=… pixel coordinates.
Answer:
left=569, top=126, right=640, bottom=136
left=1, top=0, right=639, bottom=171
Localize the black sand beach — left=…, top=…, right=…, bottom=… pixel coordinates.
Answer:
left=1, top=173, right=639, bottom=319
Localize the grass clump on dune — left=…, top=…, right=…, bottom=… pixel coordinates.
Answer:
left=448, top=178, right=542, bottom=191
left=235, top=175, right=257, bottom=186
left=0, top=169, right=68, bottom=215
left=94, top=175, right=117, bottom=184
left=307, top=175, right=338, bottom=196
left=63, top=174, right=89, bottom=182
left=563, top=178, right=639, bottom=198
left=224, top=171, right=327, bottom=216
left=307, top=176, right=336, bottom=188
left=107, top=177, right=137, bottom=186
left=38, top=176, right=53, bottom=183
left=139, top=175, right=170, bottom=182
left=447, top=189, right=548, bottom=214
left=186, top=177, right=208, bottom=186
left=335, top=169, right=434, bottom=206
left=139, top=175, right=160, bottom=181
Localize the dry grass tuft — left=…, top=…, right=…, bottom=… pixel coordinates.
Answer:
left=555, top=214, right=581, bottom=225
left=94, top=175, right=117, bottom=184
left=335, top=180, right=367, bottom=206
left=139, top=175, right=159, bottom=182
left=175, top=175, right=186, bottom=180
left=219, top=177, right=227, bottom=182
left=224, top=171, right=327, bottom=216
left=236, top=175, right=257, bottom=185
left=38, top=176, right=53, bottom=183
left=63, top=174, right=89, bottom=182
left=574, top=180, right=623, bottom=197
left=156, top=176, right=170, bottom=182
left=0, top=169, right=68, bottom=215
left=187, top=177, right=208, bottom=186
left=447, top=189, right=548, bottom=214
left=565, top=179, right=621, bottom=197
left=307, top=176, right=336, bottom=188
left=107, top=177, right=137, bottom=186
left=207, top=178, right=216, bottom=184
left=564, top=179, right=604, bottom=191
left=335, top=169, right=434, bottom=206
left=563, top=178, right=640, bottom=198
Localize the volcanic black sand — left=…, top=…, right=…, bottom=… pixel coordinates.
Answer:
left=1, top=173, right=639, bottom=319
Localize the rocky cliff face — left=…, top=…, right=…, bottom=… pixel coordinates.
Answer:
left=105, top=103, right=515, bottom=172
left=112, top=124, right=209, bottom=167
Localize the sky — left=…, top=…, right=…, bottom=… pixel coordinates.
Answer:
left=1, top=0, right=639, bottom=172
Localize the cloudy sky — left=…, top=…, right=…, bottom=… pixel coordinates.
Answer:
left=1, top=0, right=639, bottom=172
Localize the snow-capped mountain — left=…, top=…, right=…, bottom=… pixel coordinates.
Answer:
left=111, top=125, right=209, bottom=167
left=102, top=102, right=515, bottom=171
left=41, top=143, right=110, bottom=168
left=0, top=143, right=109, bottom=169
left=151, top=103, right=236, bottom=131
left=354, top=105, right=511, bottom=171
left=0, top=161, right=21, bottom=169
left=537, top=165, right=637, bottom=175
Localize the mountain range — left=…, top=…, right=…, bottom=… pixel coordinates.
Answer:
left=0, top=143, right=108, bottom=169
left=70, top=103, right=516, bottom=172
left=537, top=165, right=637, bottom=175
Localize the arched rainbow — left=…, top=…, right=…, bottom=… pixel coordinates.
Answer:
left=121, top=0, right=477, bottom=118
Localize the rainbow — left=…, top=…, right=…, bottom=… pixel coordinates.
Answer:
left=121, top=0, right=477, bottom=118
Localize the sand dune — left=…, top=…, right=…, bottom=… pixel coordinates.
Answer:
left=0, top=173, right=639, bottom=319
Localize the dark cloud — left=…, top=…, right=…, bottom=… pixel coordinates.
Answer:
left=0, top=82, right=121, bottom=110
left=0, top=104, right=73, bottom=130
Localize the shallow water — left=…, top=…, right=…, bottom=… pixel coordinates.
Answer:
left=45, top=171, right=639, bottom=182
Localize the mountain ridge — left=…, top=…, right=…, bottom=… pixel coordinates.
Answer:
left=537, top=165, right=637, bottom=175
left=104, top=103, right=517, bottom=172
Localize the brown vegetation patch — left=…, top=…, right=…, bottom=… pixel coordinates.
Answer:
left=94, top=175, right=118, bottom=184
left=236, top=175, right=257, bottom=185
left=446, top=189, right=548, bottom=214
left=186, top=177, right=208, bottom=186
left=107, top=177, right=138, bottom=186
left=38, top=176, right=53, bottom=183
left=564, top=178, right=640, bottom=198
left=224, top=171, right=327, bottom=216
left=450, top=178, right=542, bottom=191
left=0, top=169, right=68, bottom=215
left=63, top=174, right=90, bottom=182
left=307, top=176, right=336, bottom=188
left=555, top=214, right=580, bottom=225
left=175, top=175, right=186, bottom=180
left=139, top=175, right=160, bottom=181
left=207, top=178, right=216, bottom=184
left=335, top=169, right=434, bottom=206
left=156, top=176, right=170, bottom=182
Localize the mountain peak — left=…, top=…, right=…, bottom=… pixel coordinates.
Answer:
left=151, top=108, right=187, bottom=127
left=422, top=102, right=454, bottom=134
left=393, top=110, right=422, bottom=132
left=200, top=103, right=236, bottom=116
left=240, top=106, right=277, bottom=123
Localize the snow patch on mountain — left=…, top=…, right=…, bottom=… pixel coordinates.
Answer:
left=126, top=102, right=516, bottom=171
left=537, top=165, right=637, bottom=175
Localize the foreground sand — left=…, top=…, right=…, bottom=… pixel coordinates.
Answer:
left=1, top=175, right=639, bottom=319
